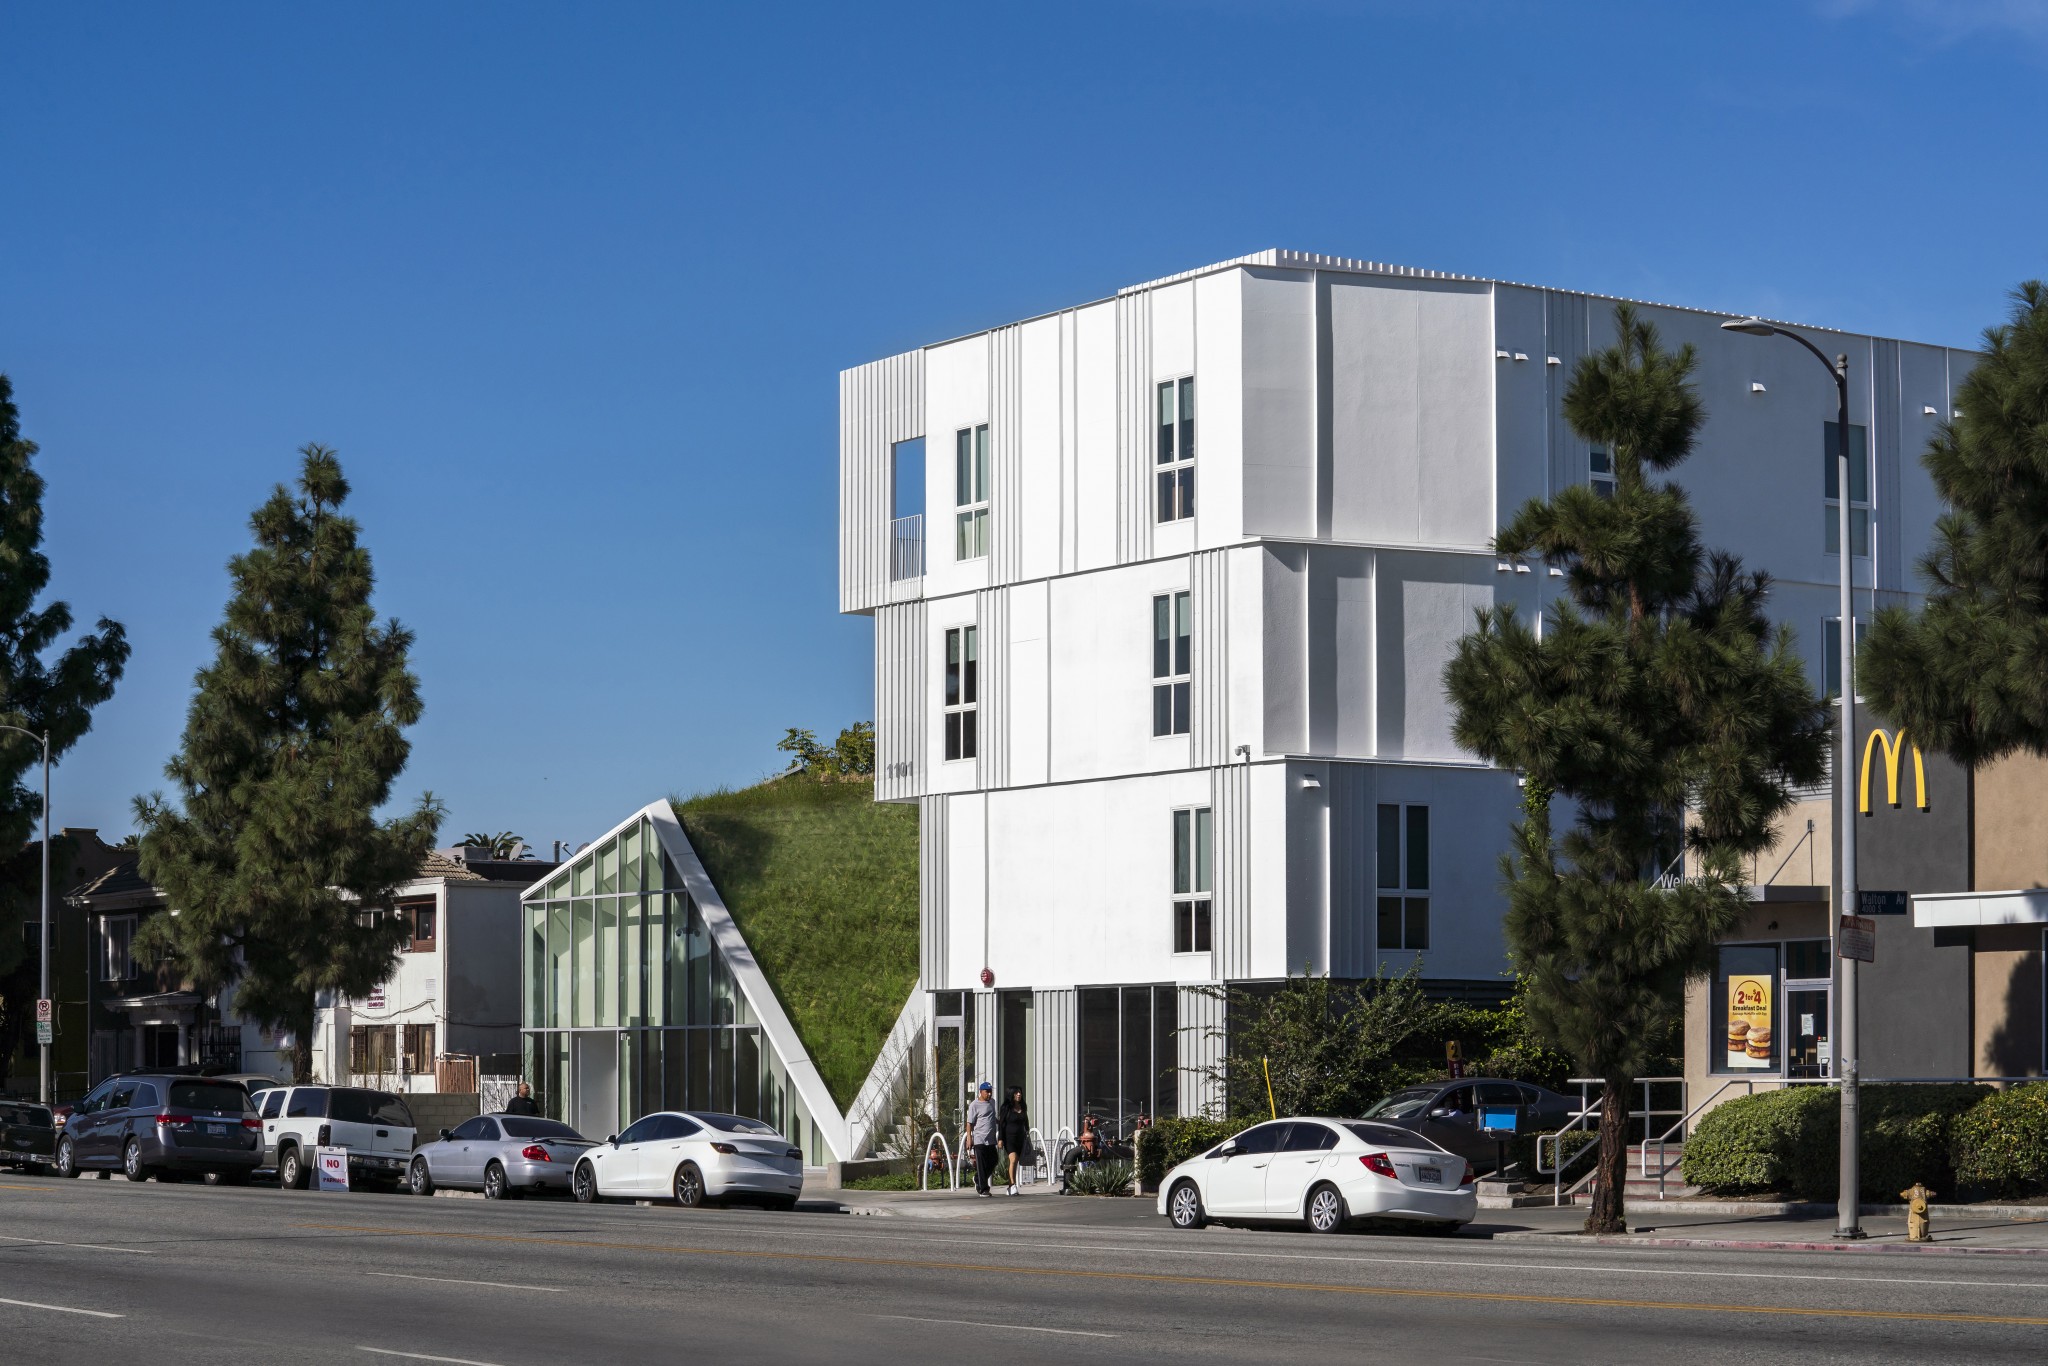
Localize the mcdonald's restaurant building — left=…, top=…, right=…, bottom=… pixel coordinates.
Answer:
left=1684, top=713, right=2048, bottom=1105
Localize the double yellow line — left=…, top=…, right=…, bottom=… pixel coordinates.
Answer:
left=297, top=1222, right=2048, bottom=1328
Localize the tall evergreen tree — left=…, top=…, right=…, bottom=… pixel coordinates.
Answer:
left=1445, top=306, right=1828, bottom=1232
left=135, top=446, right=441, bottom=1082
left=1863, top=283, right=2048, bottom=762
left=0, top=377, right=129, bottom=1089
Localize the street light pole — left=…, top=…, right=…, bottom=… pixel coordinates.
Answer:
left=1, top=725, right=52, bottom=1105
left=1721, top=318, right=1862, bottom=1239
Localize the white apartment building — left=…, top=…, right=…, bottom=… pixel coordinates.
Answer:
left=838, top=249, right=1972, bottom=1141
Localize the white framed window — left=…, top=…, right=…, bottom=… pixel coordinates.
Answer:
left=1822, top=616, right=1867, bottom=698
left=1824, top=421, right=1870, bottom=558
left=1156, top=377, right=1195, bottom=522
left=1173, top=806, right=1213, bottom=954
left=1376, top=804, right=1430, bottom=951
left=1152, top=591, right=1191, bottom=737
left=101, top=914, right=138, bottom=982
left=1590, top=447, right=1616, bottom=499
left=954, top=425, right=989, bottom=561
left=944, top=625, right=978, bottom=761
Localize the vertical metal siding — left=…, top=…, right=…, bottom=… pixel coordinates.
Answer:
left=1327, top=763, right=1372, bottom=978
left=1873, top=339, right=1905, bottom=602
left=973, top=989, right=999, bottom=1091
left=977, top=587, right=1009, bottom=790
left=875, top=601, right=927, bottom=803
left=1192, top=547, right=1233, bottom=768
left=839, top=351, right=925, bottom=614
left=919, top=795, right=950, bottom=987
left=1032, top=987, right=1078, bottom=1142
left=991, top=324, right=1025, bottom=585
left=1210, top=763, right=1254, bottom=981
left=1176, top=983, right=1226, bottom=1119
left=1116, top=292, right=1153, bottom=564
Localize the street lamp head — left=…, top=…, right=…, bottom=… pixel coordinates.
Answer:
left=1721, top=317, right=1778, bottom=337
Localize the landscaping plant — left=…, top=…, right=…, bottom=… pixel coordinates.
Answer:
left=1066, top=1159, right=1135, bottom=1197
left=1952, top=1082, right=2048, bottom=1200
left=1446, top=304, right=1830, bottom=1233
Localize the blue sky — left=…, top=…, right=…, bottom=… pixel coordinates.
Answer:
left=3, top=1, right=2045, bottom=850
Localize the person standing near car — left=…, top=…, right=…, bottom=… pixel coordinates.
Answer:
left=961, top=1081, right=999, bottom=1197
left=998, top=1086, right=1032, bottom=1196
left=505, top=1083, right=540, bottom=1117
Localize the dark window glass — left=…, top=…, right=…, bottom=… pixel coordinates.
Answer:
left=1154, top=686, right=1173, bottom=738
left=655, top=1115, right=706, bottom=1139
left=1785, top=939, right=1830, bottom=979
left=1078, top=988, right=1119, bottom=1131
left=1377, top=805, right=1401, bottom=888
left=1157, top=381, right=1174, bottom=464
left=285, top=1089, right=327, bottom=1119
left=450, top=1117, right=493, bottom=1141
left=1404, top=898, right=1430, bottom=951
left=945, top=712, right=962, bottom=761
left=1156, top=470, right=1176, bottom=523
left=1153, top=984, right=1178, bottom=1122
left=960, top=709, right=977, bottom=759
left=329, top=1089, right=413, bottom=1127
left=1824, top=422, right=1870, bottom=503
left=695, top=1113, right=774, bottom=1135
left=1435, top=1086, right=1476, bottom=1115
left=413, top=906, right=436, bottom=944
left=125, top=1082, right=160, bottom=1111
left=1231, top=1122, right=1287, bottom=1155
left=1153, top=597, right=1172, bottom=678
left=169, top=1082, right=250, bottom=1115
left=1172, top=681, right=1190, bottom=733
left=1476, top=1083, right=1521, bottom=1108
left=260, top=1090, right=285, bottom=1119
left=1281, top=1122, right=1339, bottom=1152
left=1192, top=900, right=1211, bottom=954
left=1120, top=986, right=1152, bottom=1128
left=1362, top=1089, right=1437, bottom=1120
left=1179, top=377, right=1194, bottom=461
left=1377, top=897, right=1403, bottom=950
left=1177, top=465, right=1194, bottom=518
left=1346, top=1121, right=1446, bottom=1151
left=617, top=1116, right=662, bottom=1145
left=1406, top=807, right=1429, bottom=890
left=500, top=1117, right=585, bottom=1141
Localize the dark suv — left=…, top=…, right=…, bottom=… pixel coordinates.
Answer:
left=54, top=1074, right=261, bottom=1182
left=0, top=1097, right=56, bottom=1171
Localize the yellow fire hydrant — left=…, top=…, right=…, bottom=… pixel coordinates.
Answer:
left=1901, top=1183, right=1934, bottom=1243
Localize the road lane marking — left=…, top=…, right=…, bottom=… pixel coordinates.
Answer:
left=0, top=1183, right=47, bottom=1190
left=0, top=1296, right=122, bottom=1318
left=359, top=1350, right=507, bottom=1365
left=294, top=1222, right=2048, bottom=1327
left=0, top=1233, right=155, bottom=1255
left=876, top=1314, right=1116, bottom=1338
left=365, top=1271, right=563, bottom=1293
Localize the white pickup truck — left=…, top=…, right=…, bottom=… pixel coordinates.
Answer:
left=250, top=1084, right=417, bottom=1190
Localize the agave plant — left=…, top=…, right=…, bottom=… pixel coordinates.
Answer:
left=1066, top=1159, right=1134, bottom=1197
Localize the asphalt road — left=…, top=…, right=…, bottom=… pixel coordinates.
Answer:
left=4, top=1174, right=2047, bottom=1364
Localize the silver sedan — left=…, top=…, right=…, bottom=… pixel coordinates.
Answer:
left=408, top=1114, right=594, bottom=1199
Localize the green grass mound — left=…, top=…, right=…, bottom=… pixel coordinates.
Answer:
left=674, top=777, right=917, bottom=1112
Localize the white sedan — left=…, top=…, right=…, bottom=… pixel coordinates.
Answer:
left=572, top=1111, right=804, bottom=1210
left=1157, top=1117, right=1476, bottom=1234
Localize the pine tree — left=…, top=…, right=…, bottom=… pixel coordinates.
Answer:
left=1862, top=283, right=2048, bottom=762
left=135, top=446, right=442, bottom=1083
left=0, top=377, right=129, bottom=1090
left=1445, top=305, right=1829, bottom=1233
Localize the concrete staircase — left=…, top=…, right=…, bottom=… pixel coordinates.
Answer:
left=1565, top=1143, right=1700, bottom=1203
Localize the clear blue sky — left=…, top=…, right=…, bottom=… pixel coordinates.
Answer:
left=3, top=2, right=2044, bottom=851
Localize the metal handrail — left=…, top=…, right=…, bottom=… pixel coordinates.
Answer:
left=1644, top=1078, right=1754, bottom=1198
left=919, top=1131, right=957, bottom=1192
left=1536, top=1097, right=1604, bottom=1207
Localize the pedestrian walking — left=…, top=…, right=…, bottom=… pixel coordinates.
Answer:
left=998, top=1085, right=1033, bottom=1195
left=504, top=1082, right=540, bottom=1116
left=961, top=1081, right=1000, bottom=1197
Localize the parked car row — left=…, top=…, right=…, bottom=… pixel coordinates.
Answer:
left=16, top=1073, right=805, bottom=1213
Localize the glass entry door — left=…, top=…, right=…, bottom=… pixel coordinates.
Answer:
left=1785, top=984, right=1831, bottom=1079
left=930, top=992, right=972, bottom=1140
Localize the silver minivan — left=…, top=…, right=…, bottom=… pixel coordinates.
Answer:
left=255, top=1085, right=417, bottom=1190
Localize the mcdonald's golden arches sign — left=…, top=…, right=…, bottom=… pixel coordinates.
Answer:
left=1859, top=727, right=1928, bottom=815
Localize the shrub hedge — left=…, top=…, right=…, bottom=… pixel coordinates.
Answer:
left=1682, top=1084, right=1990, bottom=1200
left=1952, top=1082, right=2048, bottom=1199
left=1136, top=1116, right=1250, bottom=1190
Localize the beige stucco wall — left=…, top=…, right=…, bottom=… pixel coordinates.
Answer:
left=1973, top=924, right=2044, bottom=1078
left=1975, top=751, right=2048, bottom=892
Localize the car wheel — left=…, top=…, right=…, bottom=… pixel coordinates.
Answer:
left=278, top=1146, right=306, bottom=1190
left=572, top=1161, right=599, bottom=1204
left=1305, top=1183, right=1348, bottom=1234
left=1167, top=1179, right=1206, bottom=1230
left=673, top=1162, right=708, bottom=1208
left=409, top=1157, right=435, bottom=1197
left=484, top=1161, right=517, bottom=1200
left=52, top=1137, right=78, bottom=1179
left=122, top=1138, right=149, bottom=1183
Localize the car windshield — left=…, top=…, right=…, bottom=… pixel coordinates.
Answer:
left=1346, top=1122, right=1447, bottom=1152
left=1362, top=1088, right=1439, bottom=1120
left=169, top=1082, right=251, bottom=1115
left=500, top=1118, right=585, bottom=1141
left=5, top=1105, right=52, bottom=1128
left=329, top=1089, right=414, bottom=1127
left=693, top=1113, right=779, bottom=1136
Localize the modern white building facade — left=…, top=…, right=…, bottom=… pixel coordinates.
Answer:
left=839, top=249, right=1972, bottom=1140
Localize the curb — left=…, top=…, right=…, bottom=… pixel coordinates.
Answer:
left=1480, top=1196, right=2048, bottom=1219
left=1489, top=1232, right=2048, bottom=1258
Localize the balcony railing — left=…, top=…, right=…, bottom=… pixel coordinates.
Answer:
left=890, top=514, right=925, bottom=581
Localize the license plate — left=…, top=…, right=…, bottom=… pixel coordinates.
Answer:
left=1416, top=1166, right=1442, bottom=1185
left=208, top=1124, right=227, bottom=1135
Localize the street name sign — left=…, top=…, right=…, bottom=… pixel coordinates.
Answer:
left=1858, top=890, right=1909, bottom=917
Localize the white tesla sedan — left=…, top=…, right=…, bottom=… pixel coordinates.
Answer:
left=572, top=1111, right=805, bottom=1210
left=1157, top=1117, right=1476, bottom=1234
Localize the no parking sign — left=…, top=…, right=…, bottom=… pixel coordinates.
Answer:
left=315, top=1146, right=351, bottom=1191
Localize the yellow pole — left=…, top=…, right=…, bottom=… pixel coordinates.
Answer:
left=1261, top=1056, right=1277, bottom=1119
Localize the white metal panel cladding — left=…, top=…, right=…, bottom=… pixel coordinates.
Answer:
left=840, top=351, right=925, bottom=614
left=973, top=989, right=999, bottom=1092
left=1115, top=291, right=1153, bottom=565
left=1031, top=986, right=1077, bottom=1143
left=1210, top=762, right=1253, bottom=981
left=1326, top=763, right=1374, bottom=979
left=977, top=587, right=1009, bottom=790
left=1191, top=548, right=1233, bottom=768
left=991, top=324, right=1025, bottom=585
left=1176, top=983, right=1225, bottom=1119
left=1544, top=289, right=1590, bottom=498
left=1873, top=337, right=1904, bottom=599
left=875, top=601, right=926, bottom=803
left=920, top=794, right=950, bottom=987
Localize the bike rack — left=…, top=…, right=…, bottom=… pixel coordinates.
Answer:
left=920, top=1131, right=957, bottom=1192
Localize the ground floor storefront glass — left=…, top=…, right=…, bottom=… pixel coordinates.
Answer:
left=1079, top=985, right=1178, bottom=1136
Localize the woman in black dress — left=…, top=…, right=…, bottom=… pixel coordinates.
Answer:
left=998, top=1086, right=1033, bottom=1195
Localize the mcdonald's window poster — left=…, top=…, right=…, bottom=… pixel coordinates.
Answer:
left=1726, top=975, right=1774, bottom=1069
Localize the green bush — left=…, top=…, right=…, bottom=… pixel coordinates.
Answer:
left=1136, top=1116, right=1249, bottom=1190
left=1683, top=1084, right=1990, bottom=1200
left=1067, top=1159, right=1135, bottom=1197
left=1953, top=1082, right=2048, bottom=1199
left=842, top=1171, right=919, bottom=1191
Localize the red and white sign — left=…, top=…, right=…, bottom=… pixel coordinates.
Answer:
left=34, top=998, right=52, bottom=1023
left=366, top=985, right=386, bottom=1009
left=1839, top=915, right=1876, bottom=964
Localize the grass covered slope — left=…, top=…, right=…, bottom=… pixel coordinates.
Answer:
left=673, top=777, right=917, bottom=1110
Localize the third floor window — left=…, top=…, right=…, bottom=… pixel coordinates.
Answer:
left=956, top=425, right=989, bottom=561
left=1156, top=377, right=1195, bottom=522
left=1824, top=421, right=1870, bottom=558
left=1153, top=591, right=1190, bottom=736
left=945, top=625, right=979, bottom=761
